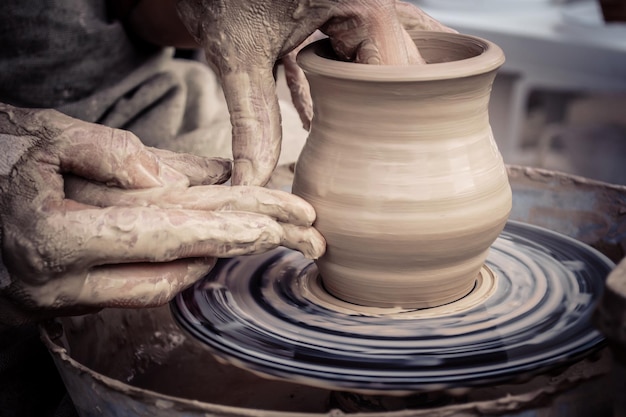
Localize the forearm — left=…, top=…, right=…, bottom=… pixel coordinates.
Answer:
left=110, top=0, right=199, bottom=48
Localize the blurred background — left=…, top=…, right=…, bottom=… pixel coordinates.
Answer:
left=409, top=0, right=626, bottom=184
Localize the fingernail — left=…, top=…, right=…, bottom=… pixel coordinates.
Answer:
left=208, top=158, right=233, bottom=185
left=305, top=233, right=326, bottom=259
left=134, top=164, right=165, bottom=187
left=186, top=257, right=217, bottom=278
left=282, top=226, right=326, bottom=259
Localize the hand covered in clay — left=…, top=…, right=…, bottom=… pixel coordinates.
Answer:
left=176, top=0, right=452, bottom=186
left=0, top=104, right=324, bottom=326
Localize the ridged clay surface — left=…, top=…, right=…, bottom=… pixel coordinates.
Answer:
left=292, top=32, right=512, bottom=308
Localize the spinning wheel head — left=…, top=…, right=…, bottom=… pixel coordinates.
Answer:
left=172, top=221, right=612, bottom=395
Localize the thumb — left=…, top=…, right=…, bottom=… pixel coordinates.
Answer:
left=220, top=67, right=282, bottom=186
left=148, top=147, right=232, bottom=186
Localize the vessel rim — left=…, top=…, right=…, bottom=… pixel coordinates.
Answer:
left=297, top=30, right=505, bottom=82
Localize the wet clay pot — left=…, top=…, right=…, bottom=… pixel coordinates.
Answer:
left=292, top=31, right=512, bottom=308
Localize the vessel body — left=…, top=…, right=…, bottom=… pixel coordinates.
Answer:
left=293, top=32, right=512, bottom=308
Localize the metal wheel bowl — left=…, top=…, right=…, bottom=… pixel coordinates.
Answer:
left=40, top=165, right=626, bottom=417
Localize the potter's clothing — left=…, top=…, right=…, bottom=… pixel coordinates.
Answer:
left=0, top=0, right=158, bottom=109
left=0, top=1, right=304, bottom=159
left=0, top=0, right=237, bottom=159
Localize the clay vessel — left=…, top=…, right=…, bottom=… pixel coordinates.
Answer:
left=292, top=31, right=512, bottom=308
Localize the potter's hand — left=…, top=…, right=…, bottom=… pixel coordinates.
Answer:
left=283, top=2, right=455, bottom=131
left=0, top=104, right=324, bottom=326
left=176, top=0, right=449, bottom=186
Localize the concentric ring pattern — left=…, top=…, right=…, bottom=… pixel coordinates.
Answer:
left=172, top=221, right=613, bottom=393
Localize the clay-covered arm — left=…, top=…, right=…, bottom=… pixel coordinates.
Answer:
left=175, top=0, right=450, bottom=186
left=112, top=0, right=451, bottom=187
left=0, top=104, right=324, bottom=327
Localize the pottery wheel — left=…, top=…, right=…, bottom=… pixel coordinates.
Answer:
left=171, top=221, right=613, bottom=394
